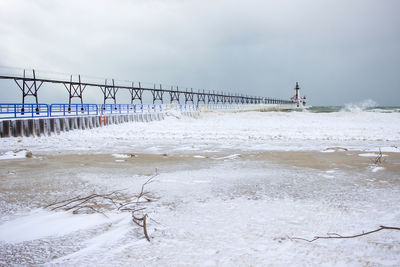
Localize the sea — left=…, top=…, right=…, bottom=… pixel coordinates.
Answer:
left=305, top=105, right=400, bottom=113
left=294, top=99, right=399, bottom=113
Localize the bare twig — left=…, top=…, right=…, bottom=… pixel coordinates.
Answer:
left=374, top=148, right=383, bottom=164
left=132, top=213, right=150, bottom=241
left=135, top=170, right=158, bottom=203
left=45, top=172, right=160, bottom=242
left=46, top=190, right=126, bottom=212
left=370, top=148, right=387, bottom=165
left=291, top=225, right=400, bottom=242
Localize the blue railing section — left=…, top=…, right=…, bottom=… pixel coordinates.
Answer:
left=205, top=103, right=294, bottom=110
left=0, top=103, right=49, bottom=119
left=50, top=104, right=99, bottom=117
left=101, top=104, right=134, bottom=115
left=0, top=102, right=297, bottom=120
left=0, top=103, right=179, bottom=119
left=100, top=104, right=163, bottom=115
left=206, top=104, right=232, bottom=110
left=178, top=104, right=198, bottom=111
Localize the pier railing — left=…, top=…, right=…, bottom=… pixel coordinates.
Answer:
left=0, top=103, right=188, bottom=119
left=0, top=103, right=49, bottom=119
left=0, top=102, right=297, bottom=120
left=100, top=104, right=163, bottom=115
left=178, top=104, right=198, bottom=111
left=49, top=104, right=99, bottom=117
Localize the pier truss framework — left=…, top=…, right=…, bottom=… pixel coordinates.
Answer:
left=0, top=69, right=293, bottom=106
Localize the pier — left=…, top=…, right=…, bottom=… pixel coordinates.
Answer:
left=0, top=69, right=299, bottom=138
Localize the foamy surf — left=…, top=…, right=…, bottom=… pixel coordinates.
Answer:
left=341, top=99, right=378, bottom=112
left=1, top=107, right=399, bottom=154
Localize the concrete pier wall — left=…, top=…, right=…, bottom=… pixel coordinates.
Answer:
left=0, top=112, right=184, bottom=138
left=1, top=111, right=200, bottom=138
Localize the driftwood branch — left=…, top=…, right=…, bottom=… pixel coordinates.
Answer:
left=45, top=190, right=125, bottom=213
left=135, top=170, right=158, bottom=204
left=373, top=148, right=385, bottom=165
left=290, top=225, right=400, bottom=242
left=45, top=172, right=159, bottom=242
left=132, top=212, right=150, bottom=241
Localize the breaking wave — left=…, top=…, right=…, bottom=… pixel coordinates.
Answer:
left=303, top=100, right=399, bottom=113
left=341, top=99, right=378, bottom=112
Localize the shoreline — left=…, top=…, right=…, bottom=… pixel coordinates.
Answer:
left=2, top=149, right=400, bottom=170
left=1, top=149, right=399, bottom=265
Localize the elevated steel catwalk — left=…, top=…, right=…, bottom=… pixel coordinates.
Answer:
left=0, top=70, right=294, bottom=105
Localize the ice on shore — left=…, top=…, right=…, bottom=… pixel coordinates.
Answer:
left=0, top=149, right=32, bottom=160
left=111, top=153, right=132, bottom=159
left=0, top=110, right=399, bottom=265
left=1, top=110, right=399, bottom=154
left=0, top=209, right=118, bottom=243
left=359, top=153, right=387, bottom=157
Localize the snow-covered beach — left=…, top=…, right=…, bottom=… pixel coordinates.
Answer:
left=1, top=108, right=400, bottom=266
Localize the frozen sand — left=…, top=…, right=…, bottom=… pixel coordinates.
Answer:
left=0, top=110, right=400, bottom=266
left=1, top=151, right=399, bottom=266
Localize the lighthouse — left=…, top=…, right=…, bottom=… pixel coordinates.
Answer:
left=291, top=82, right=306, bottom=107
left=294, top=82, right=300, bottom=101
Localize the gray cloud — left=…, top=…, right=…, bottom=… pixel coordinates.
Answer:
left=0, top=0, right=399, bottom=105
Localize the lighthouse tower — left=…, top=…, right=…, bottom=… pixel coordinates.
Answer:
left=294, top=82, right=300, bottom=101
left=291, top=82, right=306, bottom=107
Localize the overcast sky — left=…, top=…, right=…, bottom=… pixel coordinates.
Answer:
left=0, top=0, right=399, bottom=105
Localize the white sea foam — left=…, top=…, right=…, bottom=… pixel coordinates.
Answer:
left=1, top=110, right=399, bottom=154
left=341, top=99, right=378, bottom=112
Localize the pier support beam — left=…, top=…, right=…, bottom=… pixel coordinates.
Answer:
left=100, top=79, right=118, bottom=105
left=197, top=90, right=206, bottom=105
left=129, top=82, right=143, bottom=104
left=216, top=93, right=224, bottom=104
left=63, top=75, right=86, bottom=108
left=152, top=84, right=164, bottom=104
left=169, top=86, right=180, bottom=104
left=207, top=91, right=216, bottom=104
left=184, top=88, right=194, bottom=104
left=15, top=69, right=43, bottom=114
